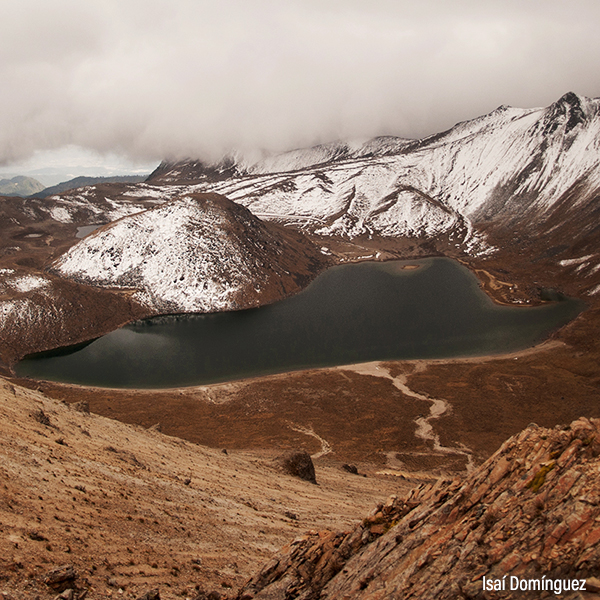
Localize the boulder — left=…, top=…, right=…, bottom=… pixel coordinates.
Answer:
left=280, top=450, right=316, bottom=484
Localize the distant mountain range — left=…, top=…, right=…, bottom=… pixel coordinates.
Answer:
left=0, top=174, right=149, bottom=198
left=28, top=175, right=147, bottom=198
left=0, top=175, right=45, bottom=197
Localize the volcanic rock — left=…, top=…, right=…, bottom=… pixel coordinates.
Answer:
left=279, top=450, right=317, bottom=484
left=43, top=564, right=77, bottom=591
left=237, top=417, right=600, bottom=599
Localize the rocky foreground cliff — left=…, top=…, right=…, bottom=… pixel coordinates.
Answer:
left=237, top=417, right=600, bottom=600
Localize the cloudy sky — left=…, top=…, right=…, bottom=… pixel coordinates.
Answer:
left=2, top=0, right=600, bottom=178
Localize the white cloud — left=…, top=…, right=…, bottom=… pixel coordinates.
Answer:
left=1, top=0, right=600, bottom=165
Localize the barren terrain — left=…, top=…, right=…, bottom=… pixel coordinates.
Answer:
left=0, top=378, right=409, bottom=599
left=3, top=94, right=600, bottom=597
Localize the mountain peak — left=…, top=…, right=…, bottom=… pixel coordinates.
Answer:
left=50, top=192, right=330, bottom=314
left=558, top=90, right=585, bottom=106
left=547, top=91, right=589, bottom=133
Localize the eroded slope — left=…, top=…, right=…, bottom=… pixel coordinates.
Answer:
left=238, top=417, right=600, bottom=600
left=0, top=378, right=404, bottom=599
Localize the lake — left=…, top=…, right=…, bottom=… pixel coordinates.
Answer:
left=15, top=258, right=583, bottom=388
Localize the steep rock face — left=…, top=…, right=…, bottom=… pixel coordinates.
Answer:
left=238, top=417, right=600, bottom=599
left=50, top=192, right=329, bottom=313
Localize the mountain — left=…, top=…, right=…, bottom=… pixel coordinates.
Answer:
left=28, top=174, right=147, bottom=198
left=147, top=137, right=413, bottom=183
left=238, top=417, right=600, bottom=600
left=149, top=92, right=600, bottom=291
left=0, top=191, right=328, bottom=368
left=50, top=192, right=329, bottom=314
left=3, top=91, right=600, bottom=365
left=0, top=175, right=45, bottom=197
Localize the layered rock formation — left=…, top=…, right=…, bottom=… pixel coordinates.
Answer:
left=237, top=417, right=600, bottom=599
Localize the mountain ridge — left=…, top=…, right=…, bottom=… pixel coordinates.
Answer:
left=3, top=92, right=600, bottom=367
left=0, top=175, right=45, bottom=197
left=28, top=175, right=147, bottom=198
left=146, top=94, right=600, bottom=277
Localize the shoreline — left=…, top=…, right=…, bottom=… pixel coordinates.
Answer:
left=1, top=251, right=536, bottom=369
left=8, top=337, right=567, bottom=396
left=8, top=321, right=598, bottom=473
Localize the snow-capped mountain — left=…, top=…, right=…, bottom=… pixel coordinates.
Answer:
left=148, top=137, right=413, bottom=184
left=2, top=92, right=600, bottom=367
left=149, top=92, right=600, bottom=256
left=50, top=193, right=329, bottom=313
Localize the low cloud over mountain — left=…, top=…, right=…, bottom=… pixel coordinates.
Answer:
left=1, top=1, right=600, bottom=166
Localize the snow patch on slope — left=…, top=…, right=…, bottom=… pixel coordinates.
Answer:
left=6, top=275, right=50, bottom=293
left=165, top=93, right=600, bottom=258
left=51, top=194, right=317, bottom=314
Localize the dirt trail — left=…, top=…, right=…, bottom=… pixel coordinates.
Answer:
left=338, top=361, right=474, bottom=472
left=287, top=421, right=332, bottom=458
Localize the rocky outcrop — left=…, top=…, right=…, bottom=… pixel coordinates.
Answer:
left=279, top=450, right=317, bottom=484
left=237, top=417, right=600, bottom=599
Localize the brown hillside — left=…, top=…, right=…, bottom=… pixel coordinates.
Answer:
left=238, top=417, right=600, bottom=600
left=0, top=378, right=406, bottom=600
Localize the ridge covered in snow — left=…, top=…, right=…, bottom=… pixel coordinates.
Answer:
left=50, top=193, right=328, bottom=313
left=4, top=91, right=600, bottom=366
left=147, top=93, right=600, bottom=255
left=147, top=137, right=414, bottom=184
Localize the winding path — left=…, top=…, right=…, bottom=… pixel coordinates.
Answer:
left=287, top=422, right=332, bottom=459
left=339, top=361, right=474, bottom=472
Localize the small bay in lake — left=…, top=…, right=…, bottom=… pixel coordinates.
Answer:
left=16, top=258, right=583, bottom=388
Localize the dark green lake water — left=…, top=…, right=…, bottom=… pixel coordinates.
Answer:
left=16, top=258, right=583, bottom=388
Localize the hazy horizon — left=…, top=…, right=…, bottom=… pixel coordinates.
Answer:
left=2, top=0, right=600, bottom=175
